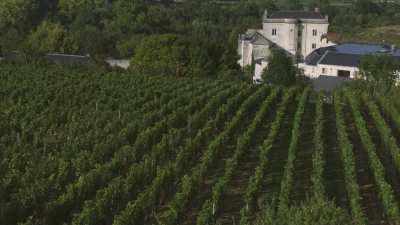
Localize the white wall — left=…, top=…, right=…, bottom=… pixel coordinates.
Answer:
left=254, top=60, right=269, bottom=80
left=261, top=21, right=297, bottom=55
left=300, top=63, right=359, bottom=79
left=318, top=64, right=359, bottom=78
left=299, top=63, right=319, bottom=78
left=238, top=40, right=253, bottom=68
left=106, top=59, right=130, bottom=69
left=262, top=19, right=330, bottom=59
left=300, top=22, right=330, bottom=57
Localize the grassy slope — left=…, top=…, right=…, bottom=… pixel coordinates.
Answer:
left=333, top=25, right=400, bottom=46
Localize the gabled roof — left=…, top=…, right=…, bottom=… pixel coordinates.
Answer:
left=250, top=32, right=270, bottom=45
left=241, top=30, right=271, bottom=46
left=269, top=11, right=325, bottom=19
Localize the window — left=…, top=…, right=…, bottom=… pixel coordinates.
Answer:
left=313, top=29, right=317, bottom=36
left=312, top=43, right=317, bottom=49
left=272, top=29, right=277, bottom=36
left=322, top=68, right=327, bottom=74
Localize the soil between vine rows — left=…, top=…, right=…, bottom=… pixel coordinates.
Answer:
left=251, top=95, right=299, bottom=219
left=290, top=100, right=315, bottom=205
left=343, top=100, right=387, bottom=225
left=323, top=103, right=349, bottom=211
left=215, top=92, right=282, bottom=225
left=181, top=91, right=268, bottom=225
left=359, top=101, right=400, bottom=204
left=375, top=100, right=400, bottom=149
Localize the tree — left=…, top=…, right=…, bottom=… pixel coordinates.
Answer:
left=0, top=0, right=40, bottom=53
left=262, top=49, right=296, bottom=86
left=25, top=20, right=66, bottom=55
left=130, top=34, right=190, bottom=77
left=0, top=0, right=39, bottom=31
left=354, top=0, right=382, bottom=15
left=275, top=0, right=302, bottom=10
left=359, top=54, right=400, bottom=94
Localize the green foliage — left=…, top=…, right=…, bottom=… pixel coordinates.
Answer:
left=334, top=92, right=367, bottom=225
left=278, top=88, right=309, bottom=211
left=25, top=20, right=66, bottom=55
left=2, top=64, right=400, bottom=225
left=311, top=95, right=325, bottom=199
left=196, top=87, right=279, bottom=225
left=328, top=1, right=400, bottom=43
left=345, top=90, right=400, bottom=223
left=257, top=198, right=351, bottom=225
left=0, top=0, right=39, bottom=31
left=130, top=34, right=190, bottom=77
left=240, top=88, right=295, bottom=225
left=359, top=54, right=400, bottom=94
left=262, top=49, right=296, bottom=87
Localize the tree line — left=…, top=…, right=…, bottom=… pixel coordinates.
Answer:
left=1, top=0, right=399, bottom=78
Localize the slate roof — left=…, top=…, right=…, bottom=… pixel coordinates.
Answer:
left=241, top=30, right=271, bottom=46
left=269, top=11, right=325, bottom=19
left=319, top=52, right=361, bottom=67
left=251, top=33, right=271, bottom=45
left=305, top=43, right=400, bottom=67
left=46, top=54, right=91, bottom=65
left=304, top=47, right=333, bottom=65
left=312, top=75, right=351, bottom=92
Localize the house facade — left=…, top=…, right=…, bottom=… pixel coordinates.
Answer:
left=238, top=9, right=400, bottom=85
left=238, top=8, right=334, bottom=81
left=259, top=9, right=332, bottom=59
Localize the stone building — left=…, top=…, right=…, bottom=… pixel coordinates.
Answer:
left=238, top=8, right=334, bottom=81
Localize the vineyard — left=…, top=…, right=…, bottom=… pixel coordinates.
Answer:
left=1, top=64, right=400, bottom=225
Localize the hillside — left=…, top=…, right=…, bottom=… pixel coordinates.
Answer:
left=1, top=64, right=400, bottom=225
left=333, top=25, right=400, bottom=46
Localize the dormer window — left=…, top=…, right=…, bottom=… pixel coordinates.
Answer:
left=272, top=29, right=277, bottom=36
left=313, top=29, right=317, bottom=36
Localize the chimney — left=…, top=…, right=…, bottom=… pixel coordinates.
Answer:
left=315, top=8, right=320, bottom=13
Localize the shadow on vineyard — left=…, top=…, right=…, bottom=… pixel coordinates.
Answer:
left=216, top=92, right=282, bottom=225
left=255, top=95, right=299, bottom=213
left=375, top=100, right=400, bottom=148
left=180, top=88, right=270, bottom=225
left=290, top=100, right=316, bottom=204
left=343, top=100, right=387, bottom=225
left=323, top=103, right=349, bottom=210
left=359, top=101, right=400, bottom=204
